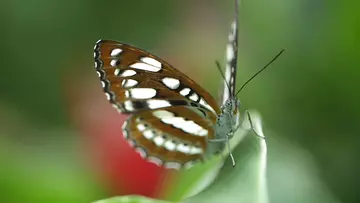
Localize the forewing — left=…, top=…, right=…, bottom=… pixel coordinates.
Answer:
left=94, top=40, right=220, bottom=114
left=121, top=106, right=216, bottom=169
left=221, top=0, right=239, bottom=104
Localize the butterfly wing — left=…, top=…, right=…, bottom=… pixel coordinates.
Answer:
left=121, top=106, right=216, bottom=169
left=221, top=0, right=239, bottom=104
left=94, top=40, right=220, bottom=116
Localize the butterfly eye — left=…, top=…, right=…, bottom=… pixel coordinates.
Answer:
left=232, top=105, right=237, bottom=114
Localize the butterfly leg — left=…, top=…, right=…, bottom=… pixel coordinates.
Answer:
left=235, top=110, right=265, bottom=139
left=207, top=137, right=228, bottom=142
left=208, top=135, right=236, bottom=167
left=208, top=119, right=236, bottom=167
left=226, top=135, right=236, bottom=167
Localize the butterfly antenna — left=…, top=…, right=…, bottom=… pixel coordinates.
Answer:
left=216, top=60, right=232, bottom=95
left=235, top=49, right=285, bottom=96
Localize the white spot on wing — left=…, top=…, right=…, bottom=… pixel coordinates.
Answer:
left=130, top=62, right=161, bottom=72
left=164, top=162, right=181, bottom=170
left=105, top=93, right=111, bottom=100
left=199, top=98, right=216, bottom=113
left=137, top=123, right=146, bottom=132
left=228, top=21, right=236, bottom=41
left=143, top=130, right=155, bottom=140
left=110, top=48, right=123, bottom=57
left=177, top=143, right=190, bottom=154
left=153, top=135, right=165, bottom=146
left=161, top=116, right=208, bottom=137
left=124, top=101, right=134, bottom=111
left=122, top=121, right=128, bottom=130
left=121, top=70, right=137, bottom=77
left=95, top=39, right=102, bottom=46
left=189, top=146, right=203, bottom=154
left=147, top=100, right=171, bottom=109
left=122, top=130, right=128, bottom=139
left=127, top=139, right=135, bottom=147
left=113, top=104, right=122, bottom=112
left=162, top=77, right=180, bottom=89
left=152, top=110, right=175, bottom=118
left=114, top=68, right=120, bottom=76
left=147, top=156, right=163, bottom=166
left=110, top=59, right=119, bottom=67
left=164, top=140, right=176, bottom=151
left=142, top=138, right=201, bottom=157
left=122, top=79, right=138, bottom=88
left=226, top=44, right=234, bottom=61
left=198, top=129, right=208, bottom=136
left=130, top=88, right=156, bottom=99
left=125, top=90, right=130, bottom=98
left=140, top=57, right=162, bottom=68
left=189, top=93, right=199, bottom=101
left=185, top=122, right=207, bottom=136
left=135, top=147, right=147, bottom=158
left=162, top=117, right=186, bottom=125
left=179, top=88, right=191, bottom=96
left=180, top=121, right=207, bottom=136
left=199, top=98, right=206, bottom=106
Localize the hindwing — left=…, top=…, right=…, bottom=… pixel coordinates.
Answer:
left=121, top=106, right=216, bottom=169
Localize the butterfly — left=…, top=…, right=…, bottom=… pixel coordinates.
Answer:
left=93, top=0, right=242, bottom=170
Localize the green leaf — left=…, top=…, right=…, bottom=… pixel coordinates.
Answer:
left=164, top=111, right=265, bottom=201
left=93, top=196, right=172, bottom=203
left=181, top=111, right=269, bottom=203
left=94, top=111, right=268, bottom=203
left=94, top=110, right=341, bottom=203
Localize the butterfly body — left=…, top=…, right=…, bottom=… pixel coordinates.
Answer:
left=203, top=97, right=240, bottom=160
left=93, top=0, right=240, bottom=170
left=215, top=98, right=240, bottom=139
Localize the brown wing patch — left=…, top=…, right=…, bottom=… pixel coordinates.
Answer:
left=94, top=39, right=220, bottom=114
left=121, top=106, right=215, bottom=169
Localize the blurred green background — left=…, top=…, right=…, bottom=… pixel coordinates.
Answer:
left=0, top=0, right=359, bottom=202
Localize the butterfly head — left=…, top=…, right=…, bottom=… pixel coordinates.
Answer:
left=222, top=96, right=240, bottom=116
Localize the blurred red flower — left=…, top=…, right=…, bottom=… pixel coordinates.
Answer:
left=64, top=74, right=171, bottom=198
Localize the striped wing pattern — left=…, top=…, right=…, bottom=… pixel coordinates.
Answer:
left=122, top=106, right=216, bottom=169
left=94, top=40, right=220, bottom=116
left=93, top=0, right=240, bottom=169
left=94, top=40, right=220, bottom=169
